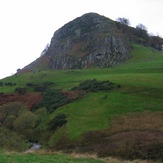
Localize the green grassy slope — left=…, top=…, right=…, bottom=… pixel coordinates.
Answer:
left=0, top=150, right=149, bottom=163
left=0, top=151, right=103, bottom=163
left=0, top=44, right=163, bottom=139
left=51, top=90, right=163, bottom=139
left=1, top=44, right=163, bottom=93
left=47, top=44, right=163, bottom=139
left=0, top=44, right=163, bottom=160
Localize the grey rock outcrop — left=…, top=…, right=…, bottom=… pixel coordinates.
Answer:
left=22, top=13, right=130, bottom=72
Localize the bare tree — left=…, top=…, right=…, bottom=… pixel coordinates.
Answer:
left=136, top=23, right=147, bottom=32
left=116, top=17, right=130, bottom=26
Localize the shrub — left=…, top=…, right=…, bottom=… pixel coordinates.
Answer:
left=47, top=126, right=74, bottom=150
left=0, top=112, right=6, bottom=124
left=117, top=84, right=121, bottom=88
left=33, top=85, right=47, bottom=92
left=26, top=82, right=34, bottom=87
left=0, top=102, right=26, bottom=118
left=0, top=82, right=3, bottom=86
left=5, top=82, right=16, bottom=86
left=116, top=17, right=130, bottom=26
left=26, top=82, right=54, bottom=92
left=49, top=114, right=67, bottom=131
left=0, top=102, right=39, bottom=141
left=35, top=107, right=47, bottom=117
left=36, top=80, right=117, bottom=113
left=15, top=87, right=26, bottom=94
left=37, top=89, right=69, bottom=113
left=3, top=115, right=16, bottom=130
left=14, top=111, right=38, bottom=141
left=72, top=79, right=115, bottom=92
left=0, top=127, right=29, bottom=151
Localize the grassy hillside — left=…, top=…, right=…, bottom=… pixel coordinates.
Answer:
left=0, top=44, right=163, bottom=161
left=1, top=44, right=163, bottom=137
left=1, top=44, right=163, bottom=93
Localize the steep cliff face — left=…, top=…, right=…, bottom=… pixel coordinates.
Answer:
left=23, top=13, right=130, bottom=72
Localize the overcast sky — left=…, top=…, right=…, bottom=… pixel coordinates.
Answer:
left=0, top=0, right=163, bottom=79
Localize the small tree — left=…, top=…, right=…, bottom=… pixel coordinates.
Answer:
left=17, top=68, right=21, bottom=73
left=116, top=17, right=130, bottom=26
left=40, top=43, right=50, bottom=56
left=2, top=102, right=26, bottom=117
left=49, top=114, right=67, bottom=131
left=15, top=87, right=26, bottom=94
left=0, top=82, right=3, bottom=86
left=0, top=112, right=6, bottom=124
left=3, top=115, right=16, bottom=130
left=35, top=107, right=47, bottom=117
left=14, top=111, right=38, bottom=140
left=136, top=23, right=147, bottom=32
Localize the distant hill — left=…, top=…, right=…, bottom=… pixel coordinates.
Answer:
left=0, top=13, right=163, bottom=161
left=20, top=13, right=163, bottom=73
left=1, top=44, right=163, bottom=161
left=21, top=13, right=131, bottom=72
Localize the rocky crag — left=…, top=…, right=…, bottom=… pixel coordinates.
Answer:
left=22, top=13, right=131, bottom=72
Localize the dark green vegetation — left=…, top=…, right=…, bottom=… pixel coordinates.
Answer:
left=49, top=114, right=67, bottom=131
left=72, top=79, right=116, bottom=92
left=37, top=89, right=69, bottom=113
left=0, top=102, right=38, bottom=150
left=0, top=44, right=163, bottom=161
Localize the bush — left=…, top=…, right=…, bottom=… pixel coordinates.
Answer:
left=15, top=87, right=26, bottom=94
left=14, top=111, right=38, bottom=141
left=0, top=127, right=29, bottom=151
left=0, top=82, right=3, bottom=86
left=3, top=115, right=16, bottom=130
left=136, top=23, right=147, bottom=32
left=47, top=126, right=74, bottom=150
left=116, top=17, right=130, bottom=26
left=0, top=112, right=6, bottom=124
left=26, top=82, right=54, bottom=92
left=5, top=82, right=16, bottom=86
left=0, top=102, right=39, bottom=141
left=72, top=79, right=115, bottom=92
left=26, top=82, right=34, bottom=87
left=0, top=102, right=26, bottom=118
left=35, top=107, right=47, bottom=117
left=37, top=89, right=69, bottom=113
left=49, top=114, right=67, bottom=131
left=36, top=80, right=117, bottom=113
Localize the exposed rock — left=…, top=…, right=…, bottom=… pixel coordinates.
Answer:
left=22, top=13, right=130, bottom=72
left=25, top=143, right=42, bottom=153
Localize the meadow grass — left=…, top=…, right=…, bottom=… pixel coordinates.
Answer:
left=0, top=150, right=152, bottom=163
left=0, top=150, right=103, bottom=163
left=49, top=89, right=163, bottom=139
left=1, top=44, right=163, bottom=93
left=0, top=44, right=163, bottom=161
left=1, top=44, right=163, bottom=139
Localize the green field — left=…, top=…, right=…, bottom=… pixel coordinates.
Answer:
left=1, top=44, right=163, bottom=138
left=0, top=150, right=103, bottom=163
left=1, top=44, right=163, bottom=92
left=0, top=44, right=163, bottom=161
left=0, top=150, right=151, bottom=163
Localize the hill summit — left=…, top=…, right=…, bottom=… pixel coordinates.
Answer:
left=22, top=13, right=130, bottom=72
